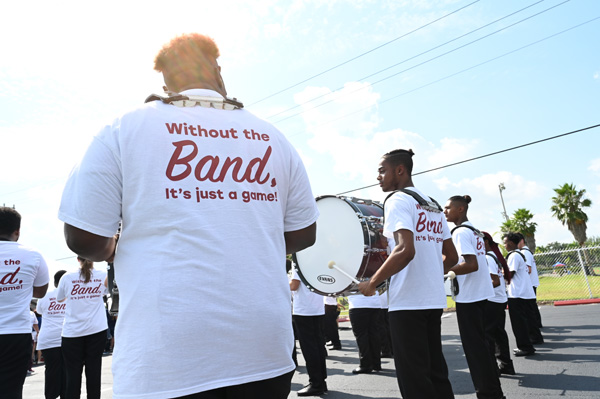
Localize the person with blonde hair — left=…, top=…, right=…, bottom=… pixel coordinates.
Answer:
left=57, top=257, right=107, bottom=399
left=58, top=33, right=317, bottom=398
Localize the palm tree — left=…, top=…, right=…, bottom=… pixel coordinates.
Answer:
left=551, top=183, right=594, bottom=275
left=500, top=208, right=537, bottom=252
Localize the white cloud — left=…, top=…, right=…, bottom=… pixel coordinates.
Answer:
left=264, top=23, right=283, bottom=38
left=588, top=158, right=600, bottom=176
left=427, top=137, right=479, bottom=172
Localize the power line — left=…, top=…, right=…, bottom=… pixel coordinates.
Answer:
left=264, top=0, right=547, bottom=120
left=55, top=255, right=77, bottom=262
left=286, top=14, right=600, bottom=139
left=246, top=0, right=481, bottom=107
left=272, top=0, right=571, bottom=125
left=335, top=123, right=600, bottom=196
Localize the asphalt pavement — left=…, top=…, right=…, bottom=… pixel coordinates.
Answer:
left=23, top=303, right=600, bottom=398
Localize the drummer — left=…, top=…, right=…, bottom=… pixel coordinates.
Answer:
left=358, top=148, right=458, bottom=399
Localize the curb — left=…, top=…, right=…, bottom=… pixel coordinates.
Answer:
left=553, top=298, right=600, bottom=306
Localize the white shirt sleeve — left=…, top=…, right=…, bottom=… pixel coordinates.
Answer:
left=383, top=193, right=415, bottom=238
left=282, top=147, right=319, bottom=232
left=486, top=254, right=499, bottom=276
left=452, top=227, right=476, bottom=256
left=59, top=125, right=123, bottom=237
left=33, top=253, right=50, bottom=288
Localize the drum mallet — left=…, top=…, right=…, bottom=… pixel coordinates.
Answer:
left=444, top=271, right=456, bottom=280
left=328, top=261, right=361, bottom=284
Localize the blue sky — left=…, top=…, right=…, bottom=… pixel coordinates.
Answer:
left=1, top=0, right=599, bottom=274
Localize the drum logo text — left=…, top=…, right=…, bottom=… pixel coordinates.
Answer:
left=317, top=275, right=336, bottom=284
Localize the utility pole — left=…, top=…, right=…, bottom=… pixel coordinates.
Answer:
left=498, top=183, right=509, bottom=222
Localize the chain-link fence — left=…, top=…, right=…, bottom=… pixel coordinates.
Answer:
left=534, top=245, right=600, bottom=302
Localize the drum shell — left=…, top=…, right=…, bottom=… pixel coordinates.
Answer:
left=293, top=195, right=388, bottom=296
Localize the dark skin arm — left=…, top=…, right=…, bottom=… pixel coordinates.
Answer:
left=32, top=284, right=48, bottom=299
left=450, top=253, right=478, bottom=276
left=284, top=222, right=317, bottom=255
left=490, top=273, right=500, bottom=287
left=358, top=229, right=415, bottom=296
left=64, top=224, right=117, bottom=262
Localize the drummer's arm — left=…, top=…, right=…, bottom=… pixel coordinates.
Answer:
left=285, top=222, right=317, bottom=255
left=358, top=229, right=414, bottom=296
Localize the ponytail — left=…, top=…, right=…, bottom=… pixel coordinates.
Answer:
left=482, top=232, right=511, bottom=285
left=77, top=256, right=94, bottom=283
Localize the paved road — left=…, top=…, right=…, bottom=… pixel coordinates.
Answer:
left=24, top=303, right=600, bottom=398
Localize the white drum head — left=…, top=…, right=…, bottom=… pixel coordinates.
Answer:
left=295, top=196, right=366, bottom=295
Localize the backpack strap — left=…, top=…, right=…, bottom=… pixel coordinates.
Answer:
left=451, top=224, right=484, bottom=238
left=522, top=247, right=533, bottom=255
left=507, top=250, right=526, bottom=263
left=384, top=189, right=443, bottom=214
left=486, top=251, right=502, bottom=272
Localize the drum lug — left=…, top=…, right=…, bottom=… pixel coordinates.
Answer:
left=365, top=247, right=387, bottom=253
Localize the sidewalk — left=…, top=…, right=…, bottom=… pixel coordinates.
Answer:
left=24, top=303, right=600, bottom=398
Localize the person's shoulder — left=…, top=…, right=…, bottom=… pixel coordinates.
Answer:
left=11, top=243, right=45, bottom=258
left=452, top=222, right=478, bottom=236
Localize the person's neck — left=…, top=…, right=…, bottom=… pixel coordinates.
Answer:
left=394, top=178, right=414, bottom=191
left=175, top=81, right=226, bottom=97
left=455, top=216, right=469, bottom=226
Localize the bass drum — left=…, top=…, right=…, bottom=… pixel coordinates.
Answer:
left=293, top=195, right=388, bottom=296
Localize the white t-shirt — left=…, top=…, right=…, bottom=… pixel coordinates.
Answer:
left=506, top=251, right=535, bottom=299
left=31, top=311, right=38, bottom=340
left=292, top=268, right=325, bottom=316
left=56, top=269, right=108, bottom=338
left=383, top=188, right=450, bottom=311
left=324, top=296, right=337, bottom=306
left=348, top=292, right=381, bottom=309
left=58, top=89, right=319, bottom=399
left=521, top=247, right=539, bottom=287
left=486, top=253, right=508, bottom=304
left=450, top=222, right=494, bottom=303
left=0, top=242, right=49, bottom=334
left=36, top=288, right=66, bottom=350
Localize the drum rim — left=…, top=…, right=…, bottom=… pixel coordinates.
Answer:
left=293, top=195, right=385, bottom=296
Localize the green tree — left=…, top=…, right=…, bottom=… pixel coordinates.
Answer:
left=551, top=183, right=594, bottom=275
left=501, top=208, right=537, bottom=252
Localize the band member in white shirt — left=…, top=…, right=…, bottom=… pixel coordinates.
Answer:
left=444, top=196, right=504, bottom=399
left=359, top=149, right=458, bottom=399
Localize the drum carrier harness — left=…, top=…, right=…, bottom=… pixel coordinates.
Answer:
left=383, top=189, right=443, bottom=215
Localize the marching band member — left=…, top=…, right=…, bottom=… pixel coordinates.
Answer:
left=444, top=196, right=504, bottom=399
left=359, top=149, right=458, bottom=399
left=503, top=233, right=537, bottom=357
left=57, top=257, right=108, bottom=399
left=482, top=232, right=515, bottom=376
left=36, top=270, right=68, bottom=399
left=58, top=33, right=318, bottom=399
